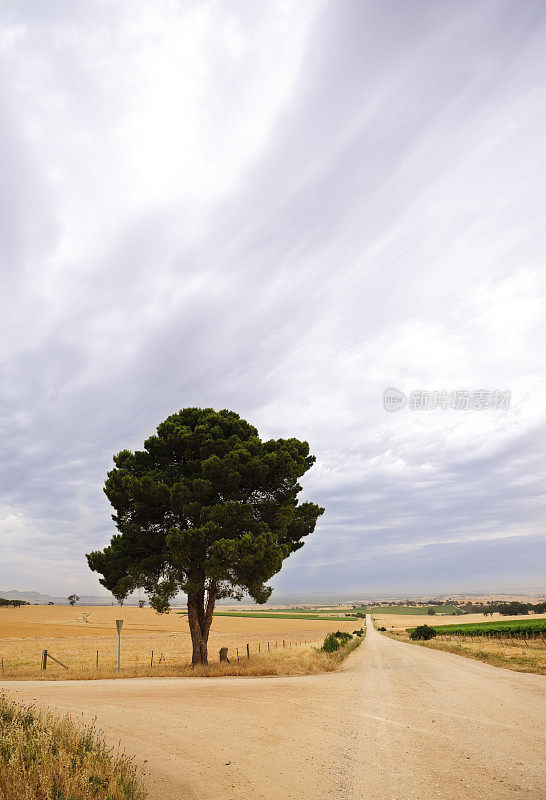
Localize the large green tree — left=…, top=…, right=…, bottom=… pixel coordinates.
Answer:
left=86, top=407, right=324, bottom=664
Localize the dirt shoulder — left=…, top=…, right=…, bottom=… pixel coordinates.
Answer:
left=385, top=628, right=546, bottom=674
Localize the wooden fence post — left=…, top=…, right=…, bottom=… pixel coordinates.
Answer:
left=96, top=650, right=99, bottom=669
left=246, top=643, right=250, bottom=660
left=268, top=641, right=270, bottom=652
left=236, top=648, right=239, bottom=663
left=41, top=650, right=47, bottom=670
left=151, top=651, right=154, bottom=667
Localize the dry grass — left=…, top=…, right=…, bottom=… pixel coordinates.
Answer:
left=0, top=636, right=328, bottom=680
left=387, top=630, right=546, bottom=675
left=0, top=605, right=359, bottom=681
left=0, top=692, right=147, bottom=800
left=2, top=642, right=353, bottom=680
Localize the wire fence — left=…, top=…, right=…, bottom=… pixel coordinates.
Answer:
left=0, top=639, right=320, bottom=678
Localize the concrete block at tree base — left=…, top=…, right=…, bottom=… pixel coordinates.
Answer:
left=219, top=647, right=230, bottom=663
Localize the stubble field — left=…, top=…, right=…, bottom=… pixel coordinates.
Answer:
left=0, top=605, right=357, bottom=680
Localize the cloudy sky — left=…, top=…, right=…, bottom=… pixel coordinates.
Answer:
left=1, top=0, right=545, bottom=600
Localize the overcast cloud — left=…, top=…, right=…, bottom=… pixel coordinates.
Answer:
left=1, top=0, right=545, bottom=599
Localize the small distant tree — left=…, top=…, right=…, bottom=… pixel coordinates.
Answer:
left=427, top=607, right=436, bottom=615
left=68, top=594, right=79, bottom=606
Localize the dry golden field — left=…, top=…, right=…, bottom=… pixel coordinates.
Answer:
left=0, top=605, right=357, bottom=679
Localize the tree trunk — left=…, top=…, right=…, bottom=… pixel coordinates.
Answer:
left=187, top=580, right=218, bottom=665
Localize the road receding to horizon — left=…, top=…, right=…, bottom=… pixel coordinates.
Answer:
left=2, top=615, right=544, bottom=800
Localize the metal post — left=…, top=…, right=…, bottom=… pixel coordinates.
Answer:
left=116, top=620, right=123, bottom=672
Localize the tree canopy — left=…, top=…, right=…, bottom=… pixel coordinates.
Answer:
left=86, top=407, right=324, bottom=663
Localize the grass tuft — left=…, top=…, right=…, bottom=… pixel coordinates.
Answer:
left=0, top=692, right=147, bottom=800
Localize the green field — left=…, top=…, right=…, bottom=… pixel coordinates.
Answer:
left=175, top=604, right=461, bottom=621
left=177, top=611, right=358, bottom=621
left=369, top=604, right=461, bottom=615
left=413, top=618, right=546, bottom=637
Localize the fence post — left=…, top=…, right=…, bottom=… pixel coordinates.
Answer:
left=236, top=648, right=239, bottom=663
left=96, top=650, right=99, bottom=669
left=258, top=642, right=261, bottom=653
left=246, top=643, right=250, bottom=660
left=41, top=650, right=47, bottom=670
left=283, top=640, right=285, bottom=648
left=151, top=651, right=154, bottom=667
left=116, top=620, right=123, bottom=672
left=268, top=641, right=270, bottom=652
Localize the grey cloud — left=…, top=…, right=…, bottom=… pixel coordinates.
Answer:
left=1, top=1, right=545, bottom=596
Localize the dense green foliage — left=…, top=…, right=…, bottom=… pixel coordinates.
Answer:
left=459, top=601, right=546, bottom=616
left=87, top=407, right=323, bottom=664
left=322, top=633, right=341, bottom=652
left=410, top=625, right=437, bottom=640
left=0, top=599, right=28, bottom=607
left=423, top=618, right=546, bottom=637
left=321, top=631, right=354, bottom=652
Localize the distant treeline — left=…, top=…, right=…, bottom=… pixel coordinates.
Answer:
left=460, top=601, right=546, bottom=616
left=0, top=598, right=29, bottom=607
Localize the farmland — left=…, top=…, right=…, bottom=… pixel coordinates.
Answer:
left=371, top=609, right=546, bottom=632
left=422, top=618, right=546, bottom=637
left=206, top=611, right=354, bottom=620
left=0, top=604, right=357, bottom=680
left=205, top=603, right=460, bottom=620
left=364, top=604, right=461, bottom=615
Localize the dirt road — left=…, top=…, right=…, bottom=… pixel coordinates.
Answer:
left=2, top=615, right=544, bottom=799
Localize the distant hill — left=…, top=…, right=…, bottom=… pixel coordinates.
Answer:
left=0, top=589, right=138, bottom=606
